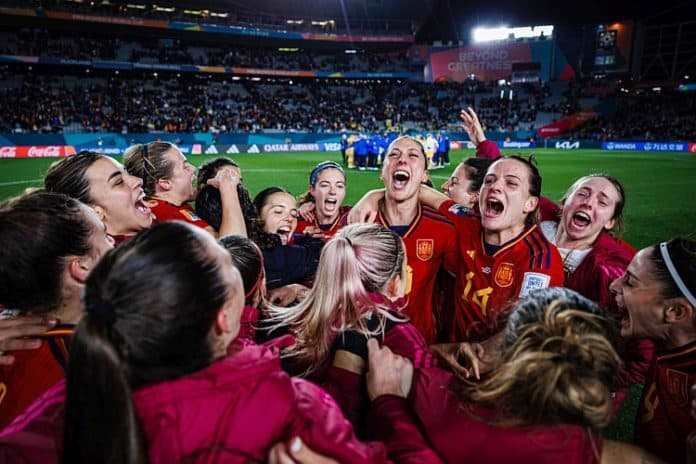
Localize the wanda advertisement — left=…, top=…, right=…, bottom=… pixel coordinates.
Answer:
left=429, top=42, right=532, bottom=82
left=0, top=145, right=77, bottom=158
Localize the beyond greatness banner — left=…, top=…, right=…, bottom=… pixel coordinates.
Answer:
left=429, top=42, right=532, bottom=82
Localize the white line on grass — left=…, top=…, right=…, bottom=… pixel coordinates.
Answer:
left=0, top=179, right=43, bottom=187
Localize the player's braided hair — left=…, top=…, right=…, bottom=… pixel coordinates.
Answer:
left=123, top=141, right=176, bottom=196
left=455, top=287, right=619, bottom=430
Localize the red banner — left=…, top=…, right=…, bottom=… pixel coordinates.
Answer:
left=0, top=146, right=77, bottom=159
left=429, top=43, right=532, bottom=82
left=537, top=112, right=597, bottom=139
left=689, top=143, right=696, bottom=153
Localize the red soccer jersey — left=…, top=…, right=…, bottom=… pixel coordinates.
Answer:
left=439, top=199, right=564, bottom=341
left=296, top=206, right=351, bottom=240
left=150, top=199, right=210, bottom=229
left=636, top=341, right=696, bottom=464
left=377, top=204, right=457, bottom=344
left=0, top=324, right=73, bottom=429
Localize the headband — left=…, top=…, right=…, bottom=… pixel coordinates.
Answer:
left=660, top=242, right=696, bottom=307
left=309, top=161, right=344, bottom=187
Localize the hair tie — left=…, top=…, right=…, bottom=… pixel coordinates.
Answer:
left=309, top=161, right=344, bottom=187
left=660, top=242, right=696, bottom=308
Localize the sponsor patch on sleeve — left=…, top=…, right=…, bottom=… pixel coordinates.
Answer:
left=519, top=272, right=551, bottom=298
left=180, top=209, right=202, bottom=222
left=448, top=204, right=472, bottom=217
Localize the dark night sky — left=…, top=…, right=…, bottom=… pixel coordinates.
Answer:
left=417, top=0, right=696, bottom=41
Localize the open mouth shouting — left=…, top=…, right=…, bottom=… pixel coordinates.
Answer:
left=324, top=197, right=339, bottom=212
left=276, top=225, right=293, bottom=245
left=483, top=197, right=505, bottom=219
left=391, top=169, right=411, bottom=190
left=134, top=190, right=152, bottom=220
left=615, top=298, right=632, bottom=336
left=569, top=210, right=592, bottom=231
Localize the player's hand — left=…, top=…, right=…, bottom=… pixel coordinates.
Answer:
left=431, top=342, right=486, bottom=379
left=268, top=284, right=310, bottom=306
left=366, top=339, right=413, bottom=400
left=460, top=107, right=486, bottom=147
left=298, top=202, right=316, bottom=223
left=348, top=189, right=384, bottom=224
left=302, top=226, right=325, bottom=239
left=268, top=437, right=338, bottom=464
left=207, top=167, right=240, bottom=192
left=0, top=315, right=57, bottom=365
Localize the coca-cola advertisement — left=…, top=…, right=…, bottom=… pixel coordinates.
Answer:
left=0, top=145, right=77, bottom=158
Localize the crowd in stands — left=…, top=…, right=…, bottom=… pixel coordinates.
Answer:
left=566, top=93, right=696, bottom=141
left=0, top=70, right=550, bottom=134
left=1, top=28, right=416, bottom=73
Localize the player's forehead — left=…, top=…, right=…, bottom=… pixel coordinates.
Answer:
left=389, top=137, right=423, bottom=155
left=317, top=168, right=345, bottom=183
left=572, top=177, right=621, bottom=201
left=487, top=158, right=530, bottom=180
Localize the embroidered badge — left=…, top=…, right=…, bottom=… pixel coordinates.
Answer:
left=416, top=239, right=434, bottom=261
left=519, top=272, right=551, bottom=297
left=666, top=368, right=689, bottom=406
left=494, top=262, right=515, bottom=288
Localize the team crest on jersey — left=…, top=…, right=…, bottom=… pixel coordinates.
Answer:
left=416, top=239, right=434, bottom=261
left=666, top=368, right=689, bottom=406
left=494, top=262, right=515, bottom=287
left=180, top=210, right=202, bottom=222
left=519, top=272, right=551, bottom=297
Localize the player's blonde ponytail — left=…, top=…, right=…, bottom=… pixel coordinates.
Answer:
left=265, top=223, right=407, bottom=374
left=461, top=287, right=620, bottom=430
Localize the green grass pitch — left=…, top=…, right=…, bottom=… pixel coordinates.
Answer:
left=1, top=147, right=694, bottom=441
left=2, top=148, right=694, bottom=249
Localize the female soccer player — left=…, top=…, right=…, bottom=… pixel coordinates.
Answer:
left=59, top=222, right=439, bottom=463
left=541, top=174, right=633, bottom=307
left=219, top=235, right=266, bottom=341
left=370, top=135, right=458, bottom=344
left=440, top=156, right=494, bottom=210
left=253, top=187, right=323, bottom=300
left=352, top=154, right=564, bottom=343
left=610, top=237, right=696, bottom=463
left=374, top=287, right=662, bottom=463
left=124, top=142, right=245, bottom=237
left=44, top=151, right=152, bottom=245
left=296, top=161, right=351, bottom=240
left=265, top=223, right=436, bottom=429
left=0, top=191, right=113, bottom=427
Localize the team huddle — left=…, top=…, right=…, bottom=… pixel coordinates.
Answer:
left=0, top=111, right=695, bottom=464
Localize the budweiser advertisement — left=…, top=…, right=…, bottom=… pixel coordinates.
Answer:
left=0, top=145, right=77, bottom=158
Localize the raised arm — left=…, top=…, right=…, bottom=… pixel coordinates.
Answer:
left=348, top=189, right=385, bottom=224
